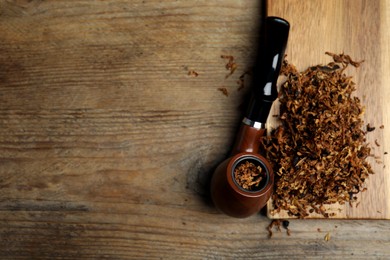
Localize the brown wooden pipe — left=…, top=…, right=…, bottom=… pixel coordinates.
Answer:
left=210, top=123, right=274, bottom=218
left=210, top=16, right=289, bottom=218
left=231, top=124, right=266, bottom=155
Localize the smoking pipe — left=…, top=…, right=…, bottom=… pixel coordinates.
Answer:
left=210, top=17, right=290, bottom=218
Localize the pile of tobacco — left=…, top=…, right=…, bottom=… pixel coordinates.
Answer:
left=262, top=52, right=374, bottom=218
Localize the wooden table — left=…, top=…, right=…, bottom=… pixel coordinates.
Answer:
left=1, top=0, right=389, bottom=258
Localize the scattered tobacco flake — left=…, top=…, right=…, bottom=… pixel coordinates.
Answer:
left=367, top=124, right=376, bottom=132
left=267, top=224, right=274, bottom=238
left=237, top=70, right=251, bottom=91
left=233, top=161, right=264, bottom=191
left=267, top=219, right=291, bottom=238
left=324, top=232, right=331, bottom=241
left=236, top=80, right=245, bottom=91
left=385, top=152, right=388, bottom=155
left=267, top=220, right=281, bottom=238
left=218, top=55, right=251, bottom=94
left=282, top=220, right=290, bottom=229
left=218, top=87, right=229, bottom=97
left=262, top=53, right=374, bottom=218
left=282, top=220, right=291, bottom=236
left=188, top=70, right=199, bottom=77
left=221, top=55, right=238, bottom=78
left=325, top=52, right=364, bottom=68
left=380, top=125, right=385, bottom=129
left=375, top=139, right=380, bottom=147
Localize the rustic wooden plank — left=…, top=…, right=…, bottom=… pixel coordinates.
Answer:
left=380, top=0, right=390, bottom=218
left=0, top=0, right=390, bottom=258
left=267, top=0, right=389, bottom=219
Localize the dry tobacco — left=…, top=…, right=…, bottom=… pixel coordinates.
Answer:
left=267, top=219, right=291, bottom=238
left=188, top=70, right=199, bottom=77
left=217, top=54, right=251, bottom=95
left=218, top=87, right=229, bottom=97
left=324, top=232, right=331, bottom=241
left=267, top=220, right=280, bottom=238
left=262, top=53, right=373, bottom=218
left=282, top=220, right=290, bottom=229
left=237, top=70, right=251, bottom=91
left=366, top=123, right=376, bottom=132
left=234, top=161, right=264, bottom=191
left=221, top=55, right=238, bottom=78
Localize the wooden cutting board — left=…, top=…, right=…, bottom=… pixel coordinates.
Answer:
left=266, top=0, right=390, bottom=219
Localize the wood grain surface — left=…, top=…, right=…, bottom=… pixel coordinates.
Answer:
left=1, top=0, right=389, bottom=259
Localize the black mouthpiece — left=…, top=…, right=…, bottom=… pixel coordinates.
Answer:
left=246, top=16, right=290, bottom=123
